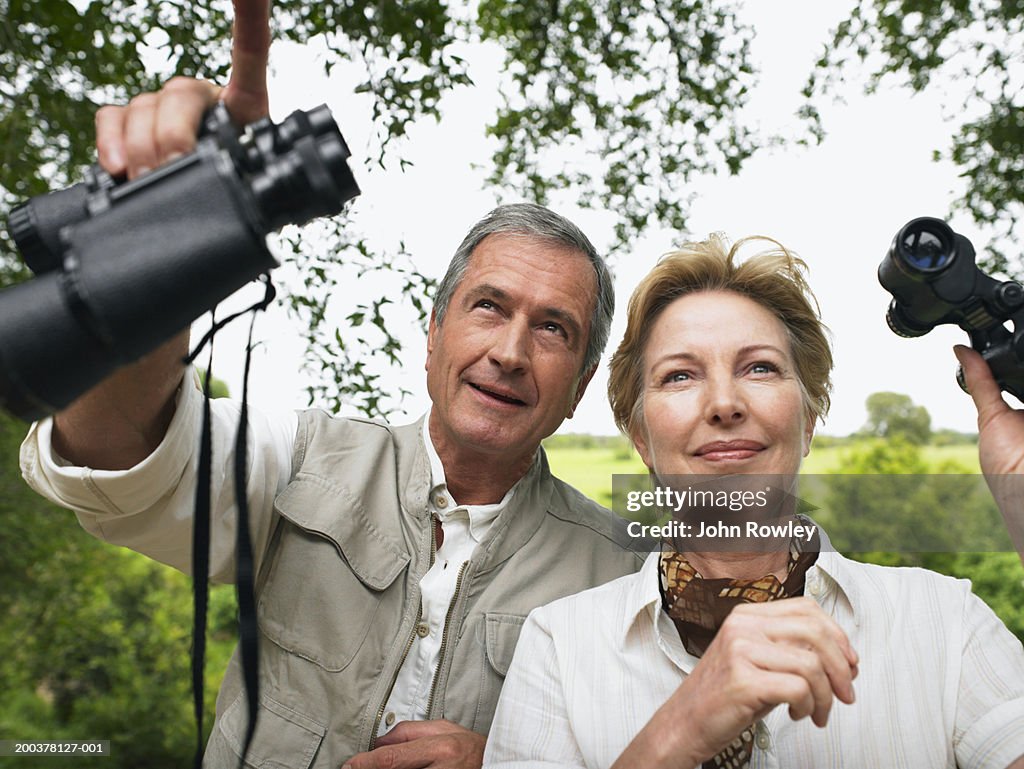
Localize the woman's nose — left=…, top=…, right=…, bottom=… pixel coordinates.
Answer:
left=703, top=374, right=746, bottom=425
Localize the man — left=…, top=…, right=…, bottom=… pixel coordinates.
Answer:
left=18, top=2, right=643, bottom=766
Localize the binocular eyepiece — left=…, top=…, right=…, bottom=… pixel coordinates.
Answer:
left=879, top=217, right=1024, bottom=401
left=0, top=103, right=360, bottom=421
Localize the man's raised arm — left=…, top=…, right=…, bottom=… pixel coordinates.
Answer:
left=49, top=0, right=272, bottom=470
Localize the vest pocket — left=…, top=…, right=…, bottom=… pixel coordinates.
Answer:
left=467, top=612, right=526, bottom=733
left=260, top=477, right=408, bottom=672
left=206, top=692, right=325, bottom=769
left=257, top=523, right=398, bottom=671
left=484, top=613, right=526, bottom=676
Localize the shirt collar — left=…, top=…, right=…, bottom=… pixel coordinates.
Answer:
left=421, top=407, right=519, bottom=542
left=807, top=526, right=862, bottom=626
left=619, top=521, right=861, bottom=649
left=620, top=550, right=667, bottom=646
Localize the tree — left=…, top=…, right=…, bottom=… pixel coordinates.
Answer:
left=805, top=0, right=1024, bottom=274
left=813, top=434, right=1024, bottom=643
left=0, top=410, right=241, bottom=766
left=862, top=391, right=932, bottom=444
left=1, top=0, right=760, bottom=416
left=815, top=437, right=1014, bottom=565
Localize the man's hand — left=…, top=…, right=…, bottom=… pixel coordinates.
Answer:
left=613, top=598, right=858, bottom=769
left=954, top=344, right=1024, bottom=562
left=51, top=0, right=274, bottom=468
left=343, top=720, right=486, bottom=769
left=95, top=0, right=270, bottom=180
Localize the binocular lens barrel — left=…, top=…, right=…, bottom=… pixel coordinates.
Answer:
left=885, top=300, right=931, bottom=338
left=8, top=183, right=92, bottom=275
left=894, top=218, right=956, bottom=274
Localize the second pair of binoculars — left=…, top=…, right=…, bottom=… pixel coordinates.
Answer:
left=880, top=216, right=1024, bottom=402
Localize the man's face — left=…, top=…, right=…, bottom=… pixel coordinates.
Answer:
left=426, top=233, right=597, bottom=467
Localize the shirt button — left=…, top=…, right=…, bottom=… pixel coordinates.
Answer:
left=808, top=577, right=823, bottom=597
left=416, top=622, right=429, bottom=638
left=755, top=730, right=771, bottom=750
left=385, top=712, right=396, bottom=727
left=435, top=495, right=448, bottom=509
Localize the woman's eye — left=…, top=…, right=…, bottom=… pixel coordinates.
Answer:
left=663, top=371, right=690, bottom=383
left=750, top=362, right=778, bottom=375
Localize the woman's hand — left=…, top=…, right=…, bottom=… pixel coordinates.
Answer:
left=613, top=597, right=858, bottom=769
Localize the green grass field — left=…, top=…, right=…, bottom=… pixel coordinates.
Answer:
left=543, top=438, right=982, bottom=506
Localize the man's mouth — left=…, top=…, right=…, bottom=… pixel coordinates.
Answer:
left=469, top=383, right=527, bottom=406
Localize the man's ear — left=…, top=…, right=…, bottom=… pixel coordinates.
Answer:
left=567, top=364, right=598, bottom=419
left=425, top=309, right=438, bottom=372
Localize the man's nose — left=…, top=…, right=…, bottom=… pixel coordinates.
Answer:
left=489, top=319, right=530, bottom=373
left=703, top=374, right=746, bottom=425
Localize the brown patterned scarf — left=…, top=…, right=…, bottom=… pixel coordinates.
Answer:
left=659, top=525, right=820, bottom=768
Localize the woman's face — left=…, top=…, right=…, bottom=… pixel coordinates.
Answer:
left=631, top=290, right=813, bottom=478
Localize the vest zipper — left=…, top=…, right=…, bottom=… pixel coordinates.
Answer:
left=424, top=560, right=469, bottom=718
left=368, top=604, right=421, bottom=750
left=368, top=513, right=438, bottom=749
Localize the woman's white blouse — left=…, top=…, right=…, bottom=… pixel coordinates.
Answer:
left=484, top=544, right=1024, bottom=769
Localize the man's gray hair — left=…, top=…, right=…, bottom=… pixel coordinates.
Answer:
left=433, top=203, right=615, bottom=374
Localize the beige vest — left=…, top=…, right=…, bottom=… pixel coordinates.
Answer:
left=203, top=412, right=644, bottom=768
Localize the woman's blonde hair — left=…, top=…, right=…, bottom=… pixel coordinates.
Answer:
left=608, top=233, right=833, bottom=435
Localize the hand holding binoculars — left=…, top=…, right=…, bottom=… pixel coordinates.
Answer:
left=0, top=103, right=360, bottom=421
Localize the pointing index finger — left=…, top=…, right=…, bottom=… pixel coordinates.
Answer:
left=223, top=0, right=271, bottom=123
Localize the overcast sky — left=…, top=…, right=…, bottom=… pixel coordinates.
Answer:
left=202, top=0, right=1000, bottom=437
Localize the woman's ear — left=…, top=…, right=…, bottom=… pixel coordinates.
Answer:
left=803, top=409, right=816, bottom=457
left=630, top=419, right=654, bottom=470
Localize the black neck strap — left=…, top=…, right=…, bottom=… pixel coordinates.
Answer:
left=186, top=275, right=276, bottom=769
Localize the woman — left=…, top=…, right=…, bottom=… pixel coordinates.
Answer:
left=483, top=235, right=1024, bottom=768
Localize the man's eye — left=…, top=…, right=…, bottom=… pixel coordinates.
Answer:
left=542, top=322, right=565, bottom=336
left=476, top=300, right=497, bottom=311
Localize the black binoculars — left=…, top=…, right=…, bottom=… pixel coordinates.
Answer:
left=0, top=103, right=360, bottom=421
left=879, top=217, right=1024, bottom=401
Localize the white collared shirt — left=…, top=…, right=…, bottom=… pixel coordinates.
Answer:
left=484, top=541, right=1024, bottom=769
left=375, top=414, right=517, bottom=737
